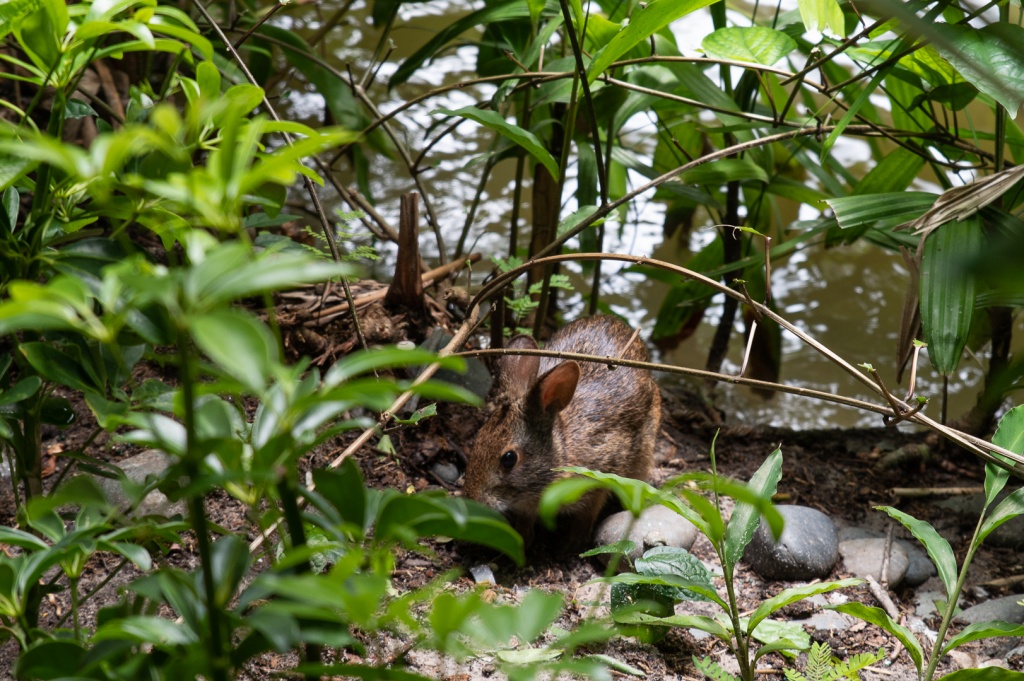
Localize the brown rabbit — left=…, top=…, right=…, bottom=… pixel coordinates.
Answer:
left=464, top=315, right=661, bottom=548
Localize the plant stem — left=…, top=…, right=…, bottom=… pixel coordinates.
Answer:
left=176, top=329, right=228, bottom=681
left=923, top=513, right=986, bottom=681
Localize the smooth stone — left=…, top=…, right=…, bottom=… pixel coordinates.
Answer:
left=803, top=608, right=855, bottom=632
left=837, top=526, right=936, bottom=586
left=469, top=564, right=496, bottom=585
left=954, top=594, right=1024, bottom=625
left=592, top=505, right=698, bottom=565
left=418, top=328, right=493, bottom=400
left=936, top=492, right=1024, bottom=549
left=743, top=505, right=839, bottom=581
left=838, top=538, right=909, bottom=587
left=914, top=590, right=957, bottom=618
left=98, top=449, right=185, bottom=517
left=431, top=461, right=461, bottom=484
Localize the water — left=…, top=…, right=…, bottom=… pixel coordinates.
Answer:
left=276, top=0, right=1023, bottom=430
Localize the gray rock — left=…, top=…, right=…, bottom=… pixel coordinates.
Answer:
left=469, top=564, right=496, bottom=585
left=838, top=538, right=909, bottom=587
left=593, top=505, right=698, bottom=565
left=954, top=594, right=1024, bottom=625
left=743, top=505, right=839, bottom=581
left=936, top=492, right=1024, bottom=549
left=837, top=526, right=936, bottom=586
left=803, top=608, right=855, bottom=632
left=418, top=328, right=493, bottom=401
left=431, top=461, right=461, bottom=484
left=98, top=449, right=185, bottom=517
left=914, top=590, right=961, bottom=618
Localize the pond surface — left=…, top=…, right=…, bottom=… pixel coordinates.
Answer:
left=275, top=0, right=1023, bottom=430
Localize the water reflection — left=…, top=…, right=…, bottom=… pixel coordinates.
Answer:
left=275, top=0, right=1021, bottom=430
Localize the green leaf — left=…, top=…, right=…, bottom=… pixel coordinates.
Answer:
left=942, top=620, right=1024, bottom=657
left=312, top=460, right=367, bottom=534
left=13, top=640, right=86, bottom=680
left=599, top=572, right=727, bottom=609
left=92, top=615, right=200, bottom=646
left=0, top=376, right=41, bottom=406
left=435, top=106, right=559, bottom=181
left=986, top=404, right=1024, bottom=503
left=615, top=611, right=732, bottom=642
left=938, top=667, right=1024, bottom=681
left=19, top=342, right=97, bottom=393
left=935, top=23, right=1024, bottom=117
left=587, top=0, right=717, bottom=83
left=376, top=493, right=524, bottom=565
left=635, top=546, right=714, bottom=602
left=920, top=215, right=982, bottom=375
left=580, top=540, right=636, bottom=558
left=724, top=448, right=782, bottom=566
left=702, top=27, right=796, bottom=66
left=978, top=487, right=1024, bottom=544
left=190, top=309, right=279, bottom=393
left=827, top=192, right=938, bottom=231
left=828, top=602, right=923, bottom=673
left=749, top=618, right=810, bottom=650
left=797, top=0, right=845, bottom=40
left=747, top=578, right=862, bottom=634
left=679, top=158, right=769, bottom=186
left=875, top=506, right=957, bottom=599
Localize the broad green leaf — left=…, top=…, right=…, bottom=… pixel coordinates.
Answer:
left=435, top=106, right=559, bottom=180
left=598, top=572, right=727, bottom=609
left=942, top=620, right=1024, bottom=656
left=614, top=611, right=732, bottom=642
left=829, top=602, right=923, bottom=673
left=978, top=487, right=1024, bottom=544
left=749, top=618, right=810, bottom=650
left=313, top=459, right=368, bottom=533
left=13, top=640, right=86, bottom=680
left=797, top=0, right=845, bottom=40
left=875, top=506, right=957, bottom=599
left=0, top=376, right=41, bottom=405
left=986, top=405, right=1024, bottom=503
left=587, top=0, right=717, bottom=83
left=821, top=67, right=887, bottom=160
left=747, top=578, right=862, bottom=633
left=938, top=667, right=1024, bottom=681
left=19, top=342, right=97, bottom=393
left=724, top=448, right=782, bottom=566
left=935, top=23, right=1024, bottom=117
left=920, top=215, right=982, bottom=375
left=827, top=192, right=938, bottom=231
left=190, top=309, right=279, bottom=393
left=855, top=148, right=925, bottom=196
left=92, top=615, right=200, bottom=646
left=702, top=27, right=796, bottom=66
left=679, top=158, right=769, bottom=186
left=635, top=546, right=714, bottom=602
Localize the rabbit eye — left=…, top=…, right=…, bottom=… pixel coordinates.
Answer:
left=499, top=450, right=518, bottom=470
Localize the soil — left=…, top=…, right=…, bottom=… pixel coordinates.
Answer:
left=2, top=315, right=1023, bottom=680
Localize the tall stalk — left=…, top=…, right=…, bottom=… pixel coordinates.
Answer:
left=176, top=328, right=229, bottom=681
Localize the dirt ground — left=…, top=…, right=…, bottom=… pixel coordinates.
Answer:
left=2, top=339, right=1023, bottom=680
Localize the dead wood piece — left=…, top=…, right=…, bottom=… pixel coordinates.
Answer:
left=891, top=486, right=985, bottom=498
left=303, top=253, right=482, bottom=327
left=383, top=193, right=425, bottom=318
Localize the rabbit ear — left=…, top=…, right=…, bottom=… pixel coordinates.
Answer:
left=497, top=335, right=540, bottom=398
left=537, top=361, right=580, bottom=414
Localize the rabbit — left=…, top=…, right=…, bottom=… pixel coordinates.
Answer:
left=464, top=314, right=661, bottom=549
